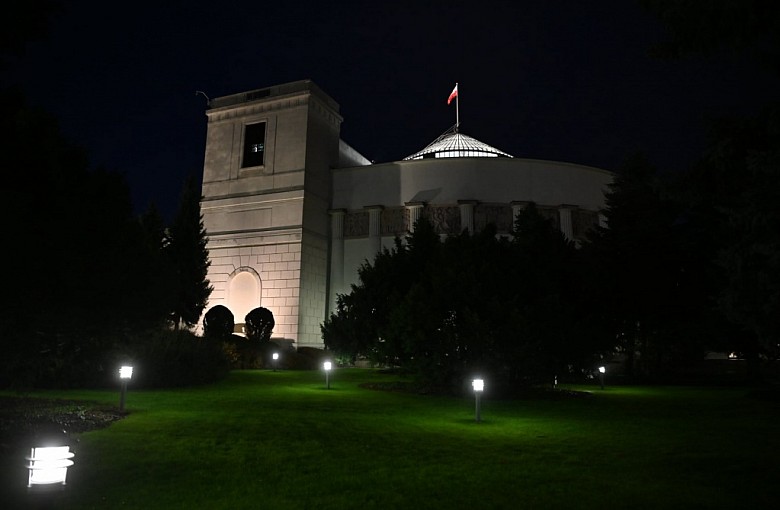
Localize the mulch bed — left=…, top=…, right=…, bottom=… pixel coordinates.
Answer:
left=0, top=396, right=125, bottom=452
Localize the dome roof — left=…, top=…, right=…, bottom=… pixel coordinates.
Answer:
left=403, top=126, right=513, bottom=160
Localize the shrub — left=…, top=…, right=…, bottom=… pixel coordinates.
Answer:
left=221, top=334, right=264, bottom=369
left=285, top=347, right=327, bottom=370
left=111, top=329, right=230, bottom=388
left=244, top=307, right=275, bottom=343
left=203, top=305, right=234, bottom=340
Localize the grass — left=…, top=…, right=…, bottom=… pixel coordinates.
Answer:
left=3, top=369, right=779, bottom=509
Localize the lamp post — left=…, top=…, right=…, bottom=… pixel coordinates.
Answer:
left=472, top=378, right=484, bottom=422
left=598, top=365, right=606, bottom=390
left=323, top=361, right=332, bottom=389
left=272, top=352, right=279, bottom=372
left=119, top=365, right=133, bottom=412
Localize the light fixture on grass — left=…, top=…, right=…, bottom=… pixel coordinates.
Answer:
left=598, top=365, right=606, bottom=390
left=272, top=352, right=279, bottom=371
left=472, top=378, right=484, bottom=422
left=323, top=361, right=332, bottom=389
left=26, top=445, right=74, bottom=489
left=119, top=365, right=133, bottom=412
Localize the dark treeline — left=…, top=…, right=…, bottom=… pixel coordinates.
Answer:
left=0, top=90, right=217, bottom=389
left=0, top=1, right=219, bottom=389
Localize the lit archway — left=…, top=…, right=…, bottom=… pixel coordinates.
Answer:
left=227, top=267, right=262, bottom=327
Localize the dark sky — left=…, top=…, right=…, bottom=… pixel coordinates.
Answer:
left=7, top=0, right=778, bottom=220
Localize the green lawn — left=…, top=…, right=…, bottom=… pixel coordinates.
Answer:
left=3, top=369, right=779, bottom=509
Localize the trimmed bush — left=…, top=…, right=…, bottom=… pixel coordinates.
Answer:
left=203, top=305, right=235, bottom=340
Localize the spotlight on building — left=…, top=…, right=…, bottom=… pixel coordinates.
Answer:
left=119, top=365, right=133, bottom=412
left=323, top=361, right=332, bottom=389
left=472, top=378, right=484, bottom=422
left=598, top=365, right=606, bottom=390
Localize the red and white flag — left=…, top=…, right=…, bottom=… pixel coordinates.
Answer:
left=447, top=84, right=458, bottom=105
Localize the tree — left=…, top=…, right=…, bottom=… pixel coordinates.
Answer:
left=644, top=1, right=780, bottom=368
left=324, top=213, right=610, bottom=394
left=322, top=218, right=440, bottom=366
left=1, top=90, right=170, bottom=387
left=584, top=153, right=718, bottom=380
left=122, top=203, right=177, bottom=330
left=166, top=174, right=212, bottom=330
left=508, top=204, right=603, bottom=383
left=694, top=107, right=780, bottom=361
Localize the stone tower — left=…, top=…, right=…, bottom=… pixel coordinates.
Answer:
left=200, top=80, right=341, bottom=348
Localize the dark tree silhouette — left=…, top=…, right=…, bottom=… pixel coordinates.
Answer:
left=167, top=174, right=212, bottom=330
left=203, top=305, right=235, bottom=340
left=1, top=90, right=168, bottom=387
left=324, top=213, right=607, bottom=394
left=245, top=307, right=275, bottom=343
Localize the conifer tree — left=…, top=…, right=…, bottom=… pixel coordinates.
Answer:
left=167, top=174, right=212, bottom=330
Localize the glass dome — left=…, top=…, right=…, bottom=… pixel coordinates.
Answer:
left=404, top=126, right=513, bottom=160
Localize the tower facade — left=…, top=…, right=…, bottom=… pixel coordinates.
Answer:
left=200, top=80, right=341, bottom=348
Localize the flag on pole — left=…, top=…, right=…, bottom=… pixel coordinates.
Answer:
left=447, top=84, right=458, bottom=105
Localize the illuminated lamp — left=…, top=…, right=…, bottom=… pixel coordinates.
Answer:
left=119, top=365, right=133, bottom=412
left=472, top=378, right=484, bottom=422
left=26, top=446, right=74, bottom=488
left=323, top=361, right=332, bottom=389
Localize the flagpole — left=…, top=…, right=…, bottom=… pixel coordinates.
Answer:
left=455, top=82, right=459, bottom=132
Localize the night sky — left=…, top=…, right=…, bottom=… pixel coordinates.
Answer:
left=7, top=0, right=778, bottom=221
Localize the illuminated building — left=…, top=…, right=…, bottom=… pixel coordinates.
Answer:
left=200, top=80, right=612, bottom=348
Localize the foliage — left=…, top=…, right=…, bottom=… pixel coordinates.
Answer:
left=323, top=214, right=609, bottom=394
left=583, top=153, right=718, bottom=380
left=322, top=219, right=439, bottom=366
left=285, top=346, right=329, bottom=370
left=166, top=174, right=213, bottom=330
left=0, top=91, right=179, bottom=388
left=136, top=204, right=178, bottom=328
left=203, top=305, right=235, bottom=340
left=0, top=92, right=221, bottom=389
left=641, top=0, right=780, bottom=373
left=111, top=329, right=230, bottom=388
left=244, top=307, right=275, bottom=343
left=691, top=106, right=780, bottom=359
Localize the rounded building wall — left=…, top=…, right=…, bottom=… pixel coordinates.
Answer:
left=332, top=157, right=613, bottom=212
left=328, top=156, right=614, bottom=312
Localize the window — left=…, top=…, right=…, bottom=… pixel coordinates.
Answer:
left=242, top=122, right=266, bottom=168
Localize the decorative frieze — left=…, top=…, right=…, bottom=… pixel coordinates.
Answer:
left=343, top=210, right=368, bottom=237
left=425, top=205, right=461, bottom=235
left=339, top=202, right=600, bottom=240
left=381, top=207, right=407, bottom=236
